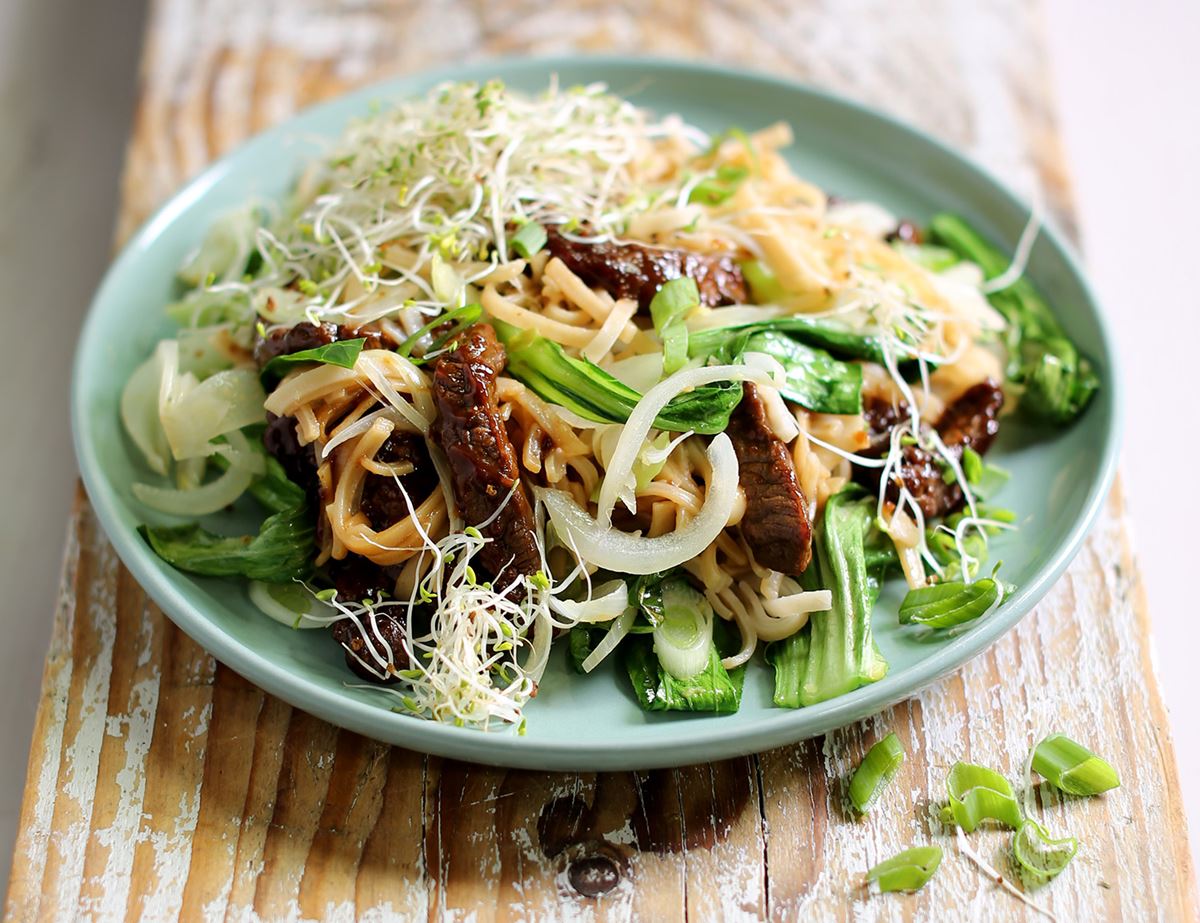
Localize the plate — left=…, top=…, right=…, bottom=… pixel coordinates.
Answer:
left=72, top=56, right=1120, bottom=771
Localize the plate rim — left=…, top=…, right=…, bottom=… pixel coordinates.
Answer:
left=71, top=53, right=1123, bottom=771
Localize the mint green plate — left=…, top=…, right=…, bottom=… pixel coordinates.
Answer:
left=72, top=57, right=1120, bottom=770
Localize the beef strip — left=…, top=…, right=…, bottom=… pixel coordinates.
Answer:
left=884, top=220, right=924, bottom=245
left=856, top=380, right=1005, bottom=519
left=544, top=226, right=747, bottom=312
left=432, top=323, right=542, bottom=583
left=359, top=432, right=440, bottom=532
left=331, top=611, right=408, bottom=683
left=254, top=321, right=387, bottom=369
left=727, top=383, right=813, bottom=575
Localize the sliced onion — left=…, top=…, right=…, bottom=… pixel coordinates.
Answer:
left=653, top=581, right=714, bottom=679
left=826, top=200, right=898, bottom=239
left=549, top=579, right=629, bottom=624
left=161, top=366, right=266, bottom=460
left=120, top=350, right=171, bottom=475
left=685, top=303, right=786, bottom=332
left=580, top=608, right=636, bottom=673
left=248, top=581, right=331, bottom=629
left=539, top=433, right=740, bottom=575
left=132, top=431, right=263, bottom=516
left=596, top=363, right=769, bottom=525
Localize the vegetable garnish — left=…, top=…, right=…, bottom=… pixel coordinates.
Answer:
left=866, top=846, right=942, bottom=893
left=898, top=577, right=1003, bottom=629
left=1013, top=819, right=1078, bottom=888
left=687, top=164, right=749, bottom=206
left=944, top=762, right=1022, bottom=831
left=849, top=733, right=905, bottom=814
left=139, top=504, right=315, bottom=583
left=1031, top=734, right=1120, bottom=796
left=260, top=337, right=366, bottom=384
left=649, top=278, right=700, bottom=375
left=509, top=220, right=547, bottom=259
left=395, top=303, right=483, bottom=359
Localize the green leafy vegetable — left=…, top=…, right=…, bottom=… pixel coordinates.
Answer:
left=765, top=630, right=808, bottom=708
left=568, top=625, right=604, bottom=673
left=624, top=617, right=745, bottom=713
left=688, top=165, right=749, bottom=206
left=493, top=320, right=743, bottom=433
left=688, top=314, right=892, bottom=366
left=867, top=846, right=942, bottom=893
left=139, top=504, right=315, bottom=582
left=1031, top=734, right=1120, bottom=795
left=260, top=337, right=366, bottom=385
left=714, top=329, right=862, bottom=414
left=800, top=486, right=889, bottom=705
left=628, top=571, right=670, bottom=628
left=930, top=214, right=1098, bottom=423
left=849, top=733, right=906, bottom=814
left=898, top=577, right=1002, bottom=629
left=944, top=761, right=1022, bottom=831
left=510, top=221, right=547, bottom=259
left=396, top=303, right=483, bottom=360
left=1013, top=820, right=1078, bottom=888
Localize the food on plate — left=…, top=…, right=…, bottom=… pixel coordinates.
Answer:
left=121, top=79, right=1097, bottom=729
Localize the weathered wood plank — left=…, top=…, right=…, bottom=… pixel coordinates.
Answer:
left=4, top=0, right=1197, bottom=921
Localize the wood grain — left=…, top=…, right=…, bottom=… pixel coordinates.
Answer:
left=6, top=0, right=1197, bottom=920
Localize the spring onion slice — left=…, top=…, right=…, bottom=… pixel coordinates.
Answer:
left=866, top=845, right=942, bottom=893
left=652, top=580, right=714, bottom=680
left=1031, top=734, right=1120, bottom=796
left=510, top=221, right=547, bottom=259
left=1013, top=819, right=1078, bottom=888
left=849, top=733, right=905, bottom=814
left=944, top=762, right=1022, bottom=831
left=898, top=578, right=1002, bottom=628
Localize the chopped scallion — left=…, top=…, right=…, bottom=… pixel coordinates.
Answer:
left=649, top=277, right=700, bottom=333
left=1031, top=734, right=1120, bottom=796
left=849, top=732, right=905, bottom=814
left=944, top=762, right=1022, bottom=831
left=1012, top=819, right=1078, bottom=888
left=898, top=578, right=1002, bottom=629
left=510, top=221, right=547, bottom=259
left=867, top=845, right=942, bottom=893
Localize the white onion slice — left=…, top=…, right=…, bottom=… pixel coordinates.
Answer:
left=549, top=579, right=629, bottom=624
left=120, top=350, right=171, bottom=475
left=596, top=363, right=770, bottom=525
left=161, top=365, right=267, bottom=460
left=580, top=608, right=636, bottom=673
left=605, top=353, right=664, bottom=392
left=133, top=457, right=255, bottom=516
left=540, top=433, right=740, bottom=575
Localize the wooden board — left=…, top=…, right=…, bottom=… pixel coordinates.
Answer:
left=6, top=0, right=1197, bottom=920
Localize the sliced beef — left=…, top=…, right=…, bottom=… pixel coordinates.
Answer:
left=360, top=432, right=440, bottom=532
left=885, top=220, right=924, bottom=245
left=331, top=611, right=408, bottom=683
left=432, top=323, right=542, bottom=584
left=263, top=413, right=318, bottom=496
left=856, top=380, right=1005, bottom=519
left=727, top=383, right=813, bottom=575
left=544, top=226, right=747, bottom=312
left=254, top=321, right=387, bottom=369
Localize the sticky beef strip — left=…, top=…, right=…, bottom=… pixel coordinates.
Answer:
left=254, top=320, right=387, bottom=369
left=727, top=383, right=813, bottom=575
left=857, top=380, right=1005, bottom=519
left=432, top=323, right=542, bottom=584
left=544, top=226, right=747, bottom=312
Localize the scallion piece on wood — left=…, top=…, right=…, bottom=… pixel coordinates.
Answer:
left=849, top=733, right=905, bottom=814
left=944, top=762, right=1022, bottom=831
left=1031, top=734, right=1120, bottom=795
left=866, top=845, right=942, bottom=893
left=898, top=578, right=1002, bottom=628
left=1012, top=819, right=1078, bottom=887
left=509, top=221, right=547, bottom=259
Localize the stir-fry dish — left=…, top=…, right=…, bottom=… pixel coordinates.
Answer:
left=121, top=80, right=1097, bottom=729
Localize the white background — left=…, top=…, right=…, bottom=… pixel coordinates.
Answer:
left=0, top=0, right=1195, bottom=893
